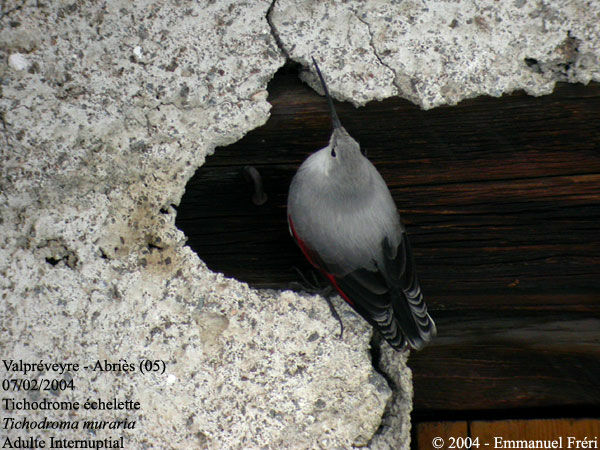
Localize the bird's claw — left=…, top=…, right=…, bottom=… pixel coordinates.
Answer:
left=324, top=295, right=344, bottom=340
left=290, top=267, right=326, bottom=294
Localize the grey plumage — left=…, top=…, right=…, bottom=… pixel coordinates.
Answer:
left=287, top=59, right=436, bottom=350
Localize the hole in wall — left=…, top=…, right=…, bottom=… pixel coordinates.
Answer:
left=174, top=66, right=600, bottom=415
left=45, top=256, right=60, bottom=266
left=175, top=63, right=600, bottom=304
left=175, top=62, right=319, bottom=289
left=524, top=57, right=540, bottom=70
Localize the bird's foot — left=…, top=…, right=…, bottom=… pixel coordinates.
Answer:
left=323, top=295, right=344, bottom=341
left=289, top=267, right=328, bottom=294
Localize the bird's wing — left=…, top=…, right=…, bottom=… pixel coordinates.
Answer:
left=332, top=233, right=436, bottom=351
left=289, top=216, right=435, bottom=350
left=332, top=265, right=408, bottom=349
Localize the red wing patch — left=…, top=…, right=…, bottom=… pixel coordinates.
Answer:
left=322, top=272, right=354, bottom=306
left=288, top=216, right=320, bottom=269
left=288, top=215, right=354, bottom=306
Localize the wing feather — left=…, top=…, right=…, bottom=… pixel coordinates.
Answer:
left=290, top=216, right=435, bottom=350
left=332, top=234, right=436, bottom=351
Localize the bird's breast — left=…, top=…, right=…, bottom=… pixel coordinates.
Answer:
left=288, top=159, right=401, bottom=275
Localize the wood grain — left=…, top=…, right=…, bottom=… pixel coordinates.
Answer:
left=471, top=419, right=600, bottom=446
left=175, top=65, right=600, bottom=413
left=417, top=419, right=600, bottom=449
left=417, top=421, right=468, bottom=449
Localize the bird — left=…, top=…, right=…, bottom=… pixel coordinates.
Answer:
left=286, top=58, right=436, bottom=351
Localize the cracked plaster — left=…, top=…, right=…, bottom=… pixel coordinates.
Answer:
left=270, top=0, right=600, bottom=108
left=3, top=0, right=599, bottom=448
left=0, top=0, right=403, bottom=448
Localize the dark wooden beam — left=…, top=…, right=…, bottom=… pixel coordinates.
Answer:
left=176, top=64, right=600, bottom=414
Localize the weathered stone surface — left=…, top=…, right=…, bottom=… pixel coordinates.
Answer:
left=270, top=0, right=600, bottom=108
left=0, top=0, right=394, bottom=448
left=370, top=348, right=413, bottom=450
left=6, top=0, right=594, bottom=447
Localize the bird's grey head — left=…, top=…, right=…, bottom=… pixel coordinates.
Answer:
left=330, top=126, right=361, bottom=160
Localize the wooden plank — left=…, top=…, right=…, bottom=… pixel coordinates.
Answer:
left=416, top=419, right=600, bottom=449
left=411, top=340, right=600, bottom=412
left=175, top=65, right=600, bottom=413
left=471, top=419, right=600, bottom=448
left=416, top=421, right=468, bottom=449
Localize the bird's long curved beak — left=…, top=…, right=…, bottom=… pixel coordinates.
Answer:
left=312, top=57, right=342, bottom=131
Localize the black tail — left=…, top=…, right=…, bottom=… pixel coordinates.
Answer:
left=382, top=235, right=437, bottom=351
left=389, top=285, right=436, bottom=351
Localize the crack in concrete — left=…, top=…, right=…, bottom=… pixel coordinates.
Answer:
left=366, top=333, right=395, bottom=447
left=262, top=6, right=401, bottom=442
left=354, top=11, right=397, bottom=83
left=352, top=12, right=402, bottom=443
left=266, top=0, right=290, bottom=61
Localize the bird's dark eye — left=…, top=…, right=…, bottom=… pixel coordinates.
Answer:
left=331, top=148, right=336, bottom=157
